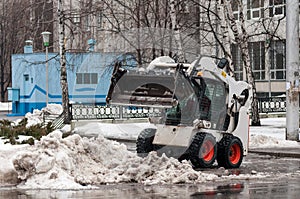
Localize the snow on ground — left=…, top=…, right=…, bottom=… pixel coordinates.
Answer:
left=74, top=117, right=300, bottom=149
left=7, top=130, right=269, bottom=189
left=0, top=104, right=300, bottom=189
left=0, top=102, right=11, bottom=112
left=21, top=104, right=63, bottom=127
left=73, top=122, right=156, bottom=140
left=249, top=117, right=300, bottom=148
left=12, top=131, right=212, bottom=188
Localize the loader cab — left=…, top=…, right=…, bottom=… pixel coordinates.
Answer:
left=164, top=73, right=227, bottom=130
left=164, top=73, right=197, bottom=125
left=195, top=77, right=227, bottom=130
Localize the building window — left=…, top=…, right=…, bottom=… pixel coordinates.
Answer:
left=24, top=74, right=29, bottom=81
left=76, top=73, right=98, bottom=84
left=72, top=12, right=80, bottom=24
left=247, top=0, right=264, bottom=20
left=97, top=11, right=103, bottom=29
left=84, top=15, right=90, bottom=31
left=232, top=1, right=240, bottom=20
left=179, top=1, right=189, bottom=13
left=103, top=16, right=115, bottom=30
left=231, top=44, right=243, bottom=81
left=231, top=42, right=266, bottom=81
left=249, top=42, right=265, bottom=80
left=270, top=40, right=286, bottom=80
left=269, top=0, right=285, bottom=17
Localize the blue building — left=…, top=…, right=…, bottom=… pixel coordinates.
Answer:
left=9, top=52, right=135, bottom=115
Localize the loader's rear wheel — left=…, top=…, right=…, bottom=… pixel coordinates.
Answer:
left=136, top=128, right=156, bottom=157
left=189, top=133, right=217, bottom=168
left=217, top=134, right=243, bottom=169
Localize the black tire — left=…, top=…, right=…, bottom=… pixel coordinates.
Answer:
left=189, top=133, right=217, bottom=168
left=217, top=134, right=244, bottom=169
left=136, top=128, right=156, bottom=157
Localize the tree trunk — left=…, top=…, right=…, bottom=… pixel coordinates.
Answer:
left=169, top=0, right=185, bottom=63
left=136, top=0, right=142, bottom=67
left=224, top=0, right=260, bottom=126
left=0, top=1, right=5, bottom=102
left=58, top=0, right=71, bottom=124
left=218, top=2, right=234, bottom=76
left=238, top=2, right=260, bottom=126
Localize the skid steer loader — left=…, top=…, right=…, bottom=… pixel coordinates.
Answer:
left=106, top=56, right=253, bottom=169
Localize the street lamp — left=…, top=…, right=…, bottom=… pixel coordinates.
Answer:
left=41, top=31, right=51, bottom=105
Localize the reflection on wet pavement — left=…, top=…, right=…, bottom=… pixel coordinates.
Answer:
left=1, top=179, right=300, bottom=199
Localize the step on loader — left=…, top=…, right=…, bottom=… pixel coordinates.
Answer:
left=106, top=56, right=253, bottom=169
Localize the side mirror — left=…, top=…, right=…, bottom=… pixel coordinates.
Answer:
left=217, top=58, right=229, bottom=69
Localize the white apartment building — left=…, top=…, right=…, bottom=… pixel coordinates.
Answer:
left=48, top=0, right=293, bottom=97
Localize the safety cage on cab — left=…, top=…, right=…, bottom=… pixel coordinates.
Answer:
left=164, top=74, right=227, bottom=130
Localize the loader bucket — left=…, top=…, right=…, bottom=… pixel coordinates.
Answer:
left=106, top=63, right=196, bottom=109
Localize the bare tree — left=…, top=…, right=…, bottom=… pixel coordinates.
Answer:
left=95, top=0, right=193, bottom=65
left=58, top=0, right=71, bottom=124
left=169, top=0, right=185, bottom=62
left=0, top=0, right=55, bottom=102
left=0, top=0, right=30, bottom=102
left=184, top=0, right=285, bottom=126
left=221, top=0, right=260, bottom=125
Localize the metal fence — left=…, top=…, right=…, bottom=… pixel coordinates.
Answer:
left=257, top=97, right=286, bottom=113
left=70, top=97, right=287, bottom=120
left=70, top=104, right=161, bottom=120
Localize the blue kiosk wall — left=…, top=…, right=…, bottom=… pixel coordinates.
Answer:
left=11, top=52, right=135, bottom=115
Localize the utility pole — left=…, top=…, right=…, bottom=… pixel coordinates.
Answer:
left=286, top=0, right=299, bottom=141
left=0, top=0, right=5, bottom=102
left=58, top=0, right=71, bottom=124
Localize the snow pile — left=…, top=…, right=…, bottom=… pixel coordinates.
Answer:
left=12, top=131, right=223, bottom=189
left=249, top=117, right=300, bottom=148
left=0, top=144, right=27, bottom=186
left=19, top=104, right=63, bottom=127
left=41, top=104, right=63, bottom=115
left=23, top=109, right=44, bottom=127
left=250, top=134, right=300, bottom=148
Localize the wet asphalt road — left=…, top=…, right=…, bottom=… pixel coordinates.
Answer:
left=1, top=178, right=300, bottom=199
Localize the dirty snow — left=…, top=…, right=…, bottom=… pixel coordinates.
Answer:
left=10, top=131, right=269, bottom=189
left=12, top=131, right=219, bottom=189
left=20, top=104, right=63, bottom=127
left=249, top=117, right=300, bottom=148
left=0, top=103, right=300, bottom=189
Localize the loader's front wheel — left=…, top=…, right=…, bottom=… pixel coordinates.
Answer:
left=217, top=134, right=243, bottom=169
left=136, top=128, right=156, bottom=157
left=189, top=133, right=217, bottom=168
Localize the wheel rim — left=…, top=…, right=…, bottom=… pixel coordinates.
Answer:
left=201, top=139, right=215, bottom=162
left=229, top=143, right=241, bottom=164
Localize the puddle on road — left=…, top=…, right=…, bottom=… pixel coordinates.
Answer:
left=1, top=179, right=300, bottom=199
left=190, top=183, right=244, bottom=198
